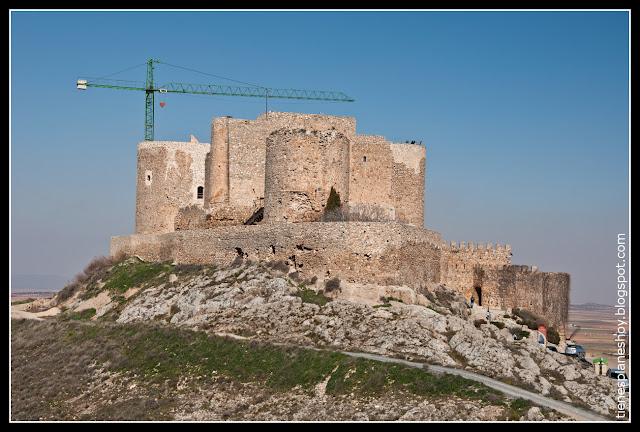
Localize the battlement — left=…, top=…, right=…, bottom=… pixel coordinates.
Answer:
left=138, top=139, right=210, bottom=150
left=448, top=241, right=512, bottom=253
left=500, top=264, right=540, bottom=273
left=255, top=110, right=356, bottom=126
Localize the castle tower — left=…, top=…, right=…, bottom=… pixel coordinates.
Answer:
left=349, top=137, right=426, bottom=225
left=203, top=112, right=357, bottom=226
left=390, top=143, right=426, bottom=226
left=135, top=140, right=210, bottom=234
left=263, top=128, right=351, bottom=223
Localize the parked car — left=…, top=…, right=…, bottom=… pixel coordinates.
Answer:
left=606, top=368, right=629, bottom=392
left=565, top=342, right=585, bottom=358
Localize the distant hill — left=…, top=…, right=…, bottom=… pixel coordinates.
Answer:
left=11, top=274, right=68, bottom=293
left=569, top=303, right=612, bottom=311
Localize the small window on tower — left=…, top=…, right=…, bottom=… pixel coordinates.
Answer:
left=363, top=156, right=367, bottom=162
left=197, top=186, right=204, bottom=199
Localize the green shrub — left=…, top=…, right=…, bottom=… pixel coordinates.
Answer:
left=112, top=295, right=127, bottom=304
left=512, top=308, right=546, bottom=330
left=295, top=288, right=330, bottom=306
left=322, top=187, right=346, bottom=222
left=56, top=282, right=81, bottom=303
left=102, top=259, right=170, bottom=293
left=325, top=186, right=341, bottom=212
left=547, top=327, right=560, bottom=345
left=504, top=398, right=533, bottom=420
left=266, top=260, right=289, bottom=273
left=69, top=308, right=96, bottom=321
left=170, top=304, right=180, bottom=316
left=474, top=319, right=487, bottom=328
left=381, top=296, right=404, bottom=304
left=288, top=271, right=301, bottom=282
left=490, top=321, right=505, bottom=329
left=11, top=298, right=35, bottom=306
left=509, top=327, right=530, bottom=340
left=324, top=278, right=341, bottom=293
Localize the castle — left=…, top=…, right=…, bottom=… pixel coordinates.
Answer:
left=111, top=111, right=570, bottom=327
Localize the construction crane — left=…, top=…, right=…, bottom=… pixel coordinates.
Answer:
left=77, top=58, right=355, bottom=141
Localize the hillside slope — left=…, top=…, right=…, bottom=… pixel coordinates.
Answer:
left=11, top=257, right=624, bottom=420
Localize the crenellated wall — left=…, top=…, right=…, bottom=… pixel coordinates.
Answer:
left=441, top=241, right=513, bottom=292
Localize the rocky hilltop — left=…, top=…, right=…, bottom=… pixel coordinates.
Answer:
left=11, top=257, right=623, bottom=421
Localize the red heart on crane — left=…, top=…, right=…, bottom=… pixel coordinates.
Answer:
left=159, top=102, right=166, bottom=108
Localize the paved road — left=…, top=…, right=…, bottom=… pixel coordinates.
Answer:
left=341, top=351, right=610, bottom=422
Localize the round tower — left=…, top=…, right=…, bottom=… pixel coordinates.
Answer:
left=263, top=128, right=350, bottom=223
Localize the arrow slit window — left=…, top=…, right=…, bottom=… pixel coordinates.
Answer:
left=197, top=186, right=204, bottom=199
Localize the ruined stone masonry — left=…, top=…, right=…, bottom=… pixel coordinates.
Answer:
left=114, top=111, right=569, bottom=327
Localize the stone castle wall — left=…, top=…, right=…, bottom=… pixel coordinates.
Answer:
left=438, top=242, right=569, bottom=326
left=440, top=241, right=513, bottom=293
left=112, top=222, right=444, bottom=288
left=479, top=265, right=570, bottom=328
left=111, top=223, right=569, bottom=326
left=135, top=140, right=210, bottom=234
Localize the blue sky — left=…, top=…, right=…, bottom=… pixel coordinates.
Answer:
left=10, top=11, right=629, bottom=304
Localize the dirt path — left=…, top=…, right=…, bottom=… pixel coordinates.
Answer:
left=342, top=351, right=609, bottom=421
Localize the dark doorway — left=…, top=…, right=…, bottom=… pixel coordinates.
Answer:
left=474, top=286, right=482, bottom=306
left=244, top=207, right=264, bottom=225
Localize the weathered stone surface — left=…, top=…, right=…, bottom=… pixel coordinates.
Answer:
left=527, top=406, right=545, bottom=421
left=135, top=140, right=209, bottom=234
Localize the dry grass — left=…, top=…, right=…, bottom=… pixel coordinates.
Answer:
left=56, top=255, right=126, bottom=303
left=11, top=319, right=508, bottom=420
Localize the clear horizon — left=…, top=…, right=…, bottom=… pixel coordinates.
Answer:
left=10, top=11, right=630, bottom=305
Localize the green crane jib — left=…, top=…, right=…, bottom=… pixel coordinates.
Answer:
left=77, top=58, right=355, bottom=141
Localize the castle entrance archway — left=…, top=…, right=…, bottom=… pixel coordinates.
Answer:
left=474, top=286, right=483, bottom=306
